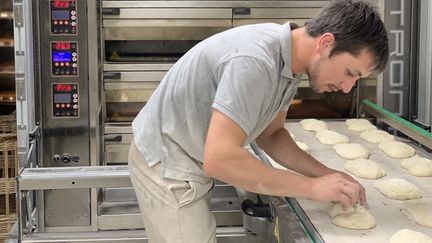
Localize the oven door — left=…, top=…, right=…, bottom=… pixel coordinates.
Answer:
left=104, top=63, right=173, bottom=122
left=103, top=2, right=233, bottom=41
left=232, top=1, right=327, bottom=27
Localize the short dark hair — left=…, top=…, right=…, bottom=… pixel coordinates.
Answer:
left=305, top=0, right=389, bottom=72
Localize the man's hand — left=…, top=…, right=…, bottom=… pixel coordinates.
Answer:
left=308, top=173, right=365, bottom=210
left=338, top=171, right=366, bottom=207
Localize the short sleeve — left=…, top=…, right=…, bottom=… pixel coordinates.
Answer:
left=212, top=56, right=271, bottom=136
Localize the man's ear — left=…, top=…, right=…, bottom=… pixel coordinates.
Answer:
left=316, top=32, right=335, bottom=55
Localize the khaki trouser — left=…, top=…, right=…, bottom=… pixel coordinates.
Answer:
left=128, top=140, right=217, bottom=243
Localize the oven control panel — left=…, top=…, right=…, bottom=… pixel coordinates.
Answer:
left=51, top=41, right=78, bottom=76
left=50, top=0, right=77, bottom=34
left=52, top=83, right=79, bottom=117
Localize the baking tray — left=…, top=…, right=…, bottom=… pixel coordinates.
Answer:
left=279, top=121, right=432, bottom=243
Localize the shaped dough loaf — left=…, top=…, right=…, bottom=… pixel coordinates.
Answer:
left=326, top=203, right=376, bottom=230
left=344, top=158, right=386, bottom=179
left=333, top=143, right=370, bottom=160
left=390, top=229, right=432, bottom=243
left=315, top=129, right=349, bottom=145
left=378, top=140, right=415, bottom=159
left=400, top=199, right=432, bottom=228
left=299, top=119, right=327, bottom=132
left=295, top=141, right=309, bottom=151
left=360, top=130, right=394, bottom=144
left=400, top=156, right=432, bottom=177
left=374, top=178, right=422, bottom=200
left=346, top=119, right=377, bottom=132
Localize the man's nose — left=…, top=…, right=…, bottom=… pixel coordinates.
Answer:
left=340, top=78, right=358, bottom=93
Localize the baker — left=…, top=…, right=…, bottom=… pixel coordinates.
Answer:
left=128, top=0, right=389, bottom=242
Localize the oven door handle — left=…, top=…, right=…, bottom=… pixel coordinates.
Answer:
left=105, top=135, right=123, bottom=142
left=103, top=8, right=121, bottom=15
left=233, top=7, right=251, bottom=15
left=104, top=72, right=122, bottom=80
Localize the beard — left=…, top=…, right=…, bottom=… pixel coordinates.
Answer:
left=307, top=62, right=322, bottom=93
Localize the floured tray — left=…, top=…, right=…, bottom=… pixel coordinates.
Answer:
left=276, top=121, right=432, bottom=243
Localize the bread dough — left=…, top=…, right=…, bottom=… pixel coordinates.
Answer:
left=295, top=141, right=309, bottom=151
left=374, top=178, right=422, bottom=200
left=299, top=119, right=328, bottom=132
left=390, top=229, right=432, bottom=243
left=360, top=130, right=394, bottom=144
left=344, top=158, right=386, bottom=179
left=378, top=141, right=416, bottom=159
left=326, top=203, right=376, bottom=230
left=346, top=119, right=377, bottom=132
left=315, top=129, right=349, bottom=145
left=289, top=132, right=296, bottom=140
left=400, top=156, right=432, bottom=177
left=401, top=199, right=432, bottom=228
left=333, top=143, right=370, bottom=160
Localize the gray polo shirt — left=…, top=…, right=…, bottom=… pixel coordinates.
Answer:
left=132, top=22, right=302, bottom=184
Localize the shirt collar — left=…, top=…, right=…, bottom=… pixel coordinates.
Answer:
left=280, top=22, right=298, bottom=79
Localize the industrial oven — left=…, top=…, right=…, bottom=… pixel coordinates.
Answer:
left=7, top=0, right=432, bottom=242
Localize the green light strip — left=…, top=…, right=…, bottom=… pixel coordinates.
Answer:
left=362, top=100, right=432, bottom=139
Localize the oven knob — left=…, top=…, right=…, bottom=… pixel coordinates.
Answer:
left=70, top=154, right=80, bottom=163
left=53, top=154, right=61, bottom=162
left=61, top=153, right=71, bottom=163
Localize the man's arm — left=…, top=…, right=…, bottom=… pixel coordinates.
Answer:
left=256, top=112, right=333, bottom=177
left=204, top=109, right=363, bottom=208
left=256, top=112, right=366, bottom=206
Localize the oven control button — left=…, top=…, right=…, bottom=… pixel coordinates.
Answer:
left=53, top=154, right=61, bottom=162
left=61, top=153, right=71, bottom=163
left=73, top=104, right=78, bottom=109
left=71, top=154, right=80, bottom=163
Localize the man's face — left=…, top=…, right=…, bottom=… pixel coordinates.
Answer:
left=307, top=49, right=374, bottom=94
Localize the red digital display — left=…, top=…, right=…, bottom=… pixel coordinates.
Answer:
left=53, top=1, right=70, bottom=8
left=54, top=42, right=71, bottom=50
left=55, top=84, right=72, bottom=92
